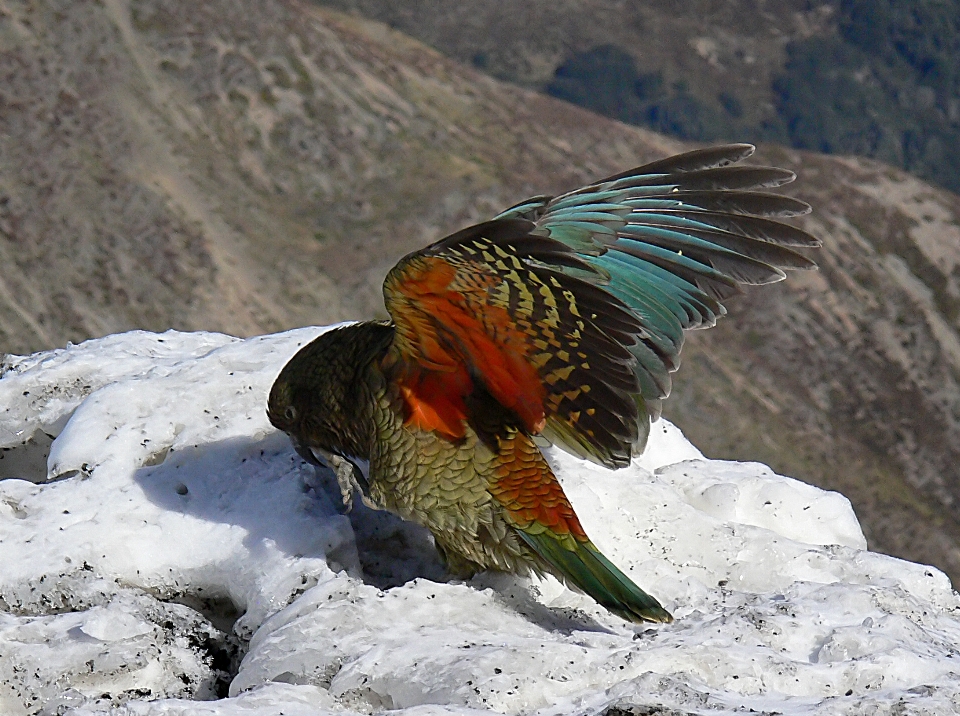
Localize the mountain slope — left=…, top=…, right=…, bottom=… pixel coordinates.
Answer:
left=2, top=0, right=960, bottom=582
left=311, top=0, right=836, bottom=155
left=317, top=0, right=960, bottom=194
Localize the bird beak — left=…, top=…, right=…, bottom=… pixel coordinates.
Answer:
left=292, top=439, right=324, bottom=467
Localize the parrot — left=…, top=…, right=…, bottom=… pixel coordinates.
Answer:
left=267, top=143, right=819, bottom=624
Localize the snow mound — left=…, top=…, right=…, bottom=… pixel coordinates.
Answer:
left=1, top=328, right=958, bottom=716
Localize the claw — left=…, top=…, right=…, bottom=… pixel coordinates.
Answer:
left=300, top=444, right=372, bottom=512
left=330, top=453, right=360, bottom=511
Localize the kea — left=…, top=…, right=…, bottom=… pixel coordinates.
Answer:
left=267, top=144, right=818, bottom=623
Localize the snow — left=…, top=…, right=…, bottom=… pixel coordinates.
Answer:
left=1, top=326, right=959, bottom=716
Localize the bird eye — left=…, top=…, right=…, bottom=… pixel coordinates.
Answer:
left=284, top=406, right=297, bottom=421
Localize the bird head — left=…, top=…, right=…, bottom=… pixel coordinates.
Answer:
left=267, top=323, right=394, bottom=461
left=267, top=375, right=331, bottom=465
left=266, top=377, right=302, bottom=436
left=267, top=340, right=352, bottom=457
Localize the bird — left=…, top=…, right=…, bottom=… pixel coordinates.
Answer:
left=267, top=143, right=819, bottom=624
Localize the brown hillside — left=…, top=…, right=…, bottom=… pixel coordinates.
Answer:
left=314, top=0, right=832, bottom=133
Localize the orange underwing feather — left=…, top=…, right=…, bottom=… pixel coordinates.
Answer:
left=383, top=218, right=646, bottom=467
left=399, top=371, right=471, bottom=440
left=384, top=250, right=548, bottom=437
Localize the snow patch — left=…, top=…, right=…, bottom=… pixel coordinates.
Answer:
left=0, top=328, right=958, bottom=716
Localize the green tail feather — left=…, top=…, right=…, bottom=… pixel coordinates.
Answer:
left=517, top=530, right=672, bottom=624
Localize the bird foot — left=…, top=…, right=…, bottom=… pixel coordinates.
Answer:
left=303, top=445, right=374, bottom=513
left=329, top=453, right=365, bottom=512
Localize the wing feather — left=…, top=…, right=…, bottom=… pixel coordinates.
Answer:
left=382, top=144, right=818, bottom=466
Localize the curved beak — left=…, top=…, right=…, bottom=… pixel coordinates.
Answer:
left=292, top=438, right=324, bottom=467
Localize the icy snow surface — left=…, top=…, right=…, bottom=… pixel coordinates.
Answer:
left=1, top=327, right=959, bottom=715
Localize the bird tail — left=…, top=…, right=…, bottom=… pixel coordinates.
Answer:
left=517, top=529, right=673, bottom=624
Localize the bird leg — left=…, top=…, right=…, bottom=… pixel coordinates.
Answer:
left=297, top=442, right=373, bottom=512
left=329, top=453, right=368, bottom=512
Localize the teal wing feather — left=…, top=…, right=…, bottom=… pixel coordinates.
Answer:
left=495, top=144, right=818, bottom=461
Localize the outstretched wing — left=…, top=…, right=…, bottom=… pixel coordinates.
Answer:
left=382, top=144, right=818, bottom=467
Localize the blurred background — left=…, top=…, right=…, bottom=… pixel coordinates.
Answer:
left=3, top=0, right=960, bottom=584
